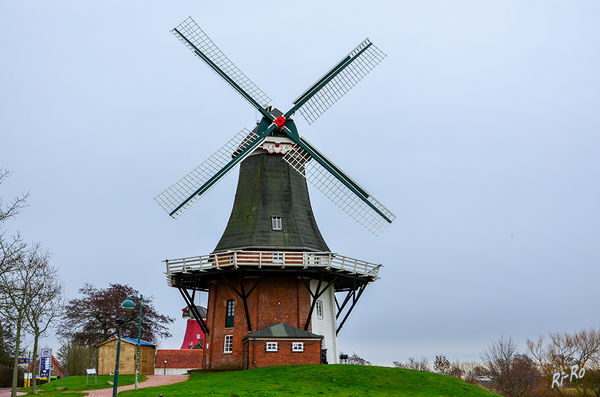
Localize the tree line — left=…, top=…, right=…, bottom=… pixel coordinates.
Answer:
left=390, top=330, right=600, bottom=397
left=0, top=169, right=173, bottom=395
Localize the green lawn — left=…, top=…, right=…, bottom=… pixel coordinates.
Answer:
left=119, top=365, right=501, bottom=397
left=19, top=392, right=85, bottom=397
left=20, top=374, right=146, bottom=394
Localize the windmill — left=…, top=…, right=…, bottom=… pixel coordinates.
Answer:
left=156, top=17, right=396, bottom=369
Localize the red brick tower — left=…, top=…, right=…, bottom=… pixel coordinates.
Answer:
left=165, top=143, right=383, bottom=369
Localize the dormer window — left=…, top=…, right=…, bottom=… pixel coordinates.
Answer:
left=272, top=216, right=282, bottom=230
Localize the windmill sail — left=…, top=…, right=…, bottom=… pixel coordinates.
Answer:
left=283, top=140, right=395, bottom=235
left=172, top=17, right=272, bottom=111
left=162, top=17, right=396, bottom=234
left=291, top=38, right=386, bottom=125
left=155, top=128, right=261, bottom=218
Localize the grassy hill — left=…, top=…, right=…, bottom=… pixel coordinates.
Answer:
left=120, top=365, right=501, bottom=397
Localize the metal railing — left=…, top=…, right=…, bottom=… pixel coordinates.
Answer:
left=165, top=250, right=381, bottom=284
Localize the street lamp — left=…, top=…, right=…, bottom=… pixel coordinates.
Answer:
left=113, top=315, right=127, bottom=397
left=121, top=295, right=143, bottom=391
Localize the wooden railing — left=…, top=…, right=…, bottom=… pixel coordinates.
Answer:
left=165, top=250, right=381, bottom=283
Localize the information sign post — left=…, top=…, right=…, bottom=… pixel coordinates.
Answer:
left=39, top=348, right=52, bottom=380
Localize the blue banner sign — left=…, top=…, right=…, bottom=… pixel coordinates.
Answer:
left=39, top=348, right=52, bottom=379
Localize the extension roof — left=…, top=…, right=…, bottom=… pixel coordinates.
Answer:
left=243, top=322, right=323, bottom=340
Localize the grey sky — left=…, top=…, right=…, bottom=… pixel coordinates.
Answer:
left=1, top=1, right=599, bottom=364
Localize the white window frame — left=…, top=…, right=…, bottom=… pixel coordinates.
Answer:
left=316, top=300, right=324, bottom=319
left=271, top=216, right=282, bottom=230
left=272, top=251, right=284, bottom=263
left=224, top=335, right=233, bottom=354
left=225, top=299, right=235, bottom=327
left=266, top=342, right=278, bottom=352
left=307, top=253, right=321, bottom=265
left=292, top=342, right=304, bottom=352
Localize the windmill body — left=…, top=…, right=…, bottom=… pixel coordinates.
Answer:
left=158, top=17, right=394, bottom=369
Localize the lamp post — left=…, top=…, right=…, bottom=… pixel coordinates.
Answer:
left=121, top=295, right=143, bottom=391
left=112, top=315, right=127, bottom=397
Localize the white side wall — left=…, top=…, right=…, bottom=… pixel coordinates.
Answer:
left=154, top=368, right=189, bottom=375
left=309, top=280, right=338, bottom=364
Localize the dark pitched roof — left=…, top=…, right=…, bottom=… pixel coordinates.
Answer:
left=244, top=322, right=323, bottom=339
left=213, top=153, right=330, bottom=253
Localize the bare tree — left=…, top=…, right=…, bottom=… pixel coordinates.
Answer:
left=25, top=250, right=63, bottom=394
left=482, top=335, right=540, bottom=397
left=0, top=245, right=46, bottom=397
left=460, top=361, right=488, bottom=383
left=56, top=339, right=97, bottom=376
left=448, top=360, right=464, bottom=378
left=527, top=328, right=600, bottom=395
left=0, top=169, right=28, bottom=278
left=434, top=355, right=451, bottom=375
left=0, top=168, right=29, bottom=393
left=347, top=353, right=370, bottom=365
left=394, top=357, right=430, bottom=371
left=0, top=169, right=28, bottom=225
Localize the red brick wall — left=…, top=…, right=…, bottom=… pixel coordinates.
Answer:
left=245, top=339, right=321, bottom=369
left=204, top=276, right=312, bottom=369
left=156, top=349, right=203, bottom=369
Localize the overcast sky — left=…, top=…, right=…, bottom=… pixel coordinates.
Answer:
left=1, top=1, right=599, bottom=364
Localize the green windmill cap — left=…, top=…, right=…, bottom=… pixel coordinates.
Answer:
left=213, top=153, right=329, bottom=253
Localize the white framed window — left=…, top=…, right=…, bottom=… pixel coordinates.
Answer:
left=272, top=252, right=284, bottom=263
left=307, top=253, right=321, bottom=265
left=224, top=335, right=233, bottom=354
left=292, top=342, right=304, bottom=352
left=316, top=300, right=324, bottom=319
left=266, top=342, right=278, bottom=352
left=196, top=334, right=201, bottom=339
left=272, top=216, right=282, bottom=230
left=225, top=300, right=235, bottom=327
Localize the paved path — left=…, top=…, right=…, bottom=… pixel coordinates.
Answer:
left=83, top=375, right=189, bottom=397
left=0, top=389, right=25, bottom=397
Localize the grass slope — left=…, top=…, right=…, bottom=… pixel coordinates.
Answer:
left=120, top=365, right=501, bottom=397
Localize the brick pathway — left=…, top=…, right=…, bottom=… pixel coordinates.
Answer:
left=83, top=375, right=189, bottom=397
left=0, top=389, right=25, bottom=397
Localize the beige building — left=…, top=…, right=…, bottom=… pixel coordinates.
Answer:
left=97, top=338, right=155, bottom=375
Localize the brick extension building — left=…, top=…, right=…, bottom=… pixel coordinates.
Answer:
left=243, top=323, right=323, bottom=369
left=164, top=136, right=382, bottom=370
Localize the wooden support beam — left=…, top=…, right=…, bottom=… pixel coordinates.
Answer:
left=336, top=284, right=367, bottom=335
left=301, top=275, right=336, bottom=331
left=220, top=274, right=262, bottom=333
